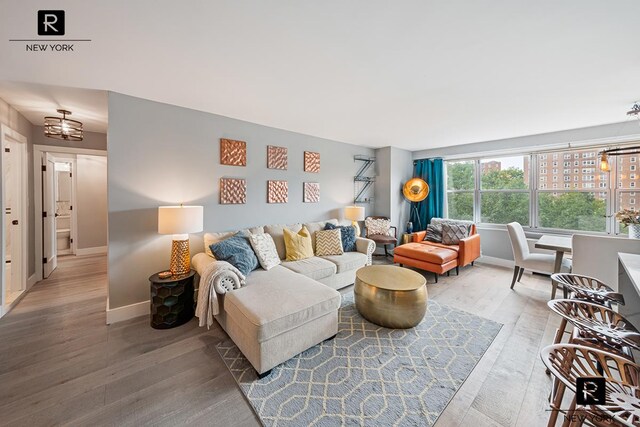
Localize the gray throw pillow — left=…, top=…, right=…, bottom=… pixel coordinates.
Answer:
left=324, top=223, right=356, bottom=251
left=441, top=223, right=470, bottom=245
left=209, top=232, right=259, bottom=276
left=424, top=224, right=442, bottom=243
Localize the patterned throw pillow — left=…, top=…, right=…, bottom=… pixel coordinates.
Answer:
left=315, top=229, right=344, bottom=256
left=365, top=217, right=391, bottom=236
left=425, top=224, right=442, bottom=243
left=441, top=223, right=470, bottom=245
left=249, top=233, right=280, bottom=270
left=324, top=223, right=356, bottom=252
left=209, top=232, right=259, bottom=276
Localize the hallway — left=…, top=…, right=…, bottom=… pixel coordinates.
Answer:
left=0, top=255, right=258, bottom=426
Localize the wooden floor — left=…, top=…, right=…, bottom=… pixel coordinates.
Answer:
left=0, top=254, right=562, bottom=426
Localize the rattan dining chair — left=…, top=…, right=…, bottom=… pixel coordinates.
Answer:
left=540, top=344, right=640, bottom=427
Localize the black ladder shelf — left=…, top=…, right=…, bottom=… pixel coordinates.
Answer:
left=354, top=155, right=375, bottom=203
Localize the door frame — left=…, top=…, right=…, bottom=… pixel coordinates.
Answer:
left=0, top=125, right=28, bottom=318
left=50, top=156, right=77, bottom=256
left=33, top=145, right=107, bottom=282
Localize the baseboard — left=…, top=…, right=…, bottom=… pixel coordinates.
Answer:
left=27, top=273, right=37, bottom=290
left=476, top=255, right=514, bottom=268
left=106, top=300, right=149, bottom=324
left=76, top=246, right=108, bottom=256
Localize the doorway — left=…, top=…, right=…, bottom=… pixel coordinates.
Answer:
left=34, top=145, right=108, bottom=282
left=1, top=125, right=28, bottom=316
left=54, top=159, right=76, bottom=257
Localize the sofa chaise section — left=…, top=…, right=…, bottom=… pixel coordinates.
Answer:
left=193, top=219, right=376, bottom=376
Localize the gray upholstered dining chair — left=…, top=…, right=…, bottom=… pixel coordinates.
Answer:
left=506, top=222, right=571, bottom=298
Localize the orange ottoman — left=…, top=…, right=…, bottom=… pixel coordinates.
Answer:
left=393, top=243, right=458, bottom=283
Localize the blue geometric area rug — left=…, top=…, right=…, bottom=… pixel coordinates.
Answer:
left=217, top=293, right=502, bottom=427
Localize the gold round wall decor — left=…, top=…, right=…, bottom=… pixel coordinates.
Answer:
left=402, top=178, right=429, bottom=202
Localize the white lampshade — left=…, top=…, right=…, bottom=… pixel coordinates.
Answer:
left=158, top=206, right=204, bottom=235
left=344, top=206, right=365, bottom=221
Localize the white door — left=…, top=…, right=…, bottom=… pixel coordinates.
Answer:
left=43, top=152, right=57, bottom=277
left=1, top=127, right=27, bottom=310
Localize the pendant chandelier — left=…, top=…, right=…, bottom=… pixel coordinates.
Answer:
left=599, top=103, right=640, bottom=172
left=44, top=109, right=83, bottom=141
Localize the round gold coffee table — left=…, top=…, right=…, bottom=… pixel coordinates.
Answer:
left=354, top=265, right=428, bottom=329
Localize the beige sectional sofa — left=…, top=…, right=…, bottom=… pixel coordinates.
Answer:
left=192, top=219, right=376, bottom=377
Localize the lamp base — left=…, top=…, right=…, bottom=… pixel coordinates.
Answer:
left=170, top=238, right=191, bottom=276
left=352, top=220, right=361, bottom=237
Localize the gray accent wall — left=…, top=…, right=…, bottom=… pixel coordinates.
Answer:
left=374, top=147, right=413, bottom=241
left=107, top=92, right=375, bottom=310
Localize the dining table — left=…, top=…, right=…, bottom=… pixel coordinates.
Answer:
left=535, top=234, right=572, bottom=299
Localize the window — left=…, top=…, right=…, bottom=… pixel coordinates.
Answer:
left=479, top=156, right=529, bottom=225
left=445, top=161, right=474, bottom=221
left=617, top=161, right=638, bottom=234
left=443, top=143, right=639, bottom=234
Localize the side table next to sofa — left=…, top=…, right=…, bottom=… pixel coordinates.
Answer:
left=149, top=270, right=196, bottom=329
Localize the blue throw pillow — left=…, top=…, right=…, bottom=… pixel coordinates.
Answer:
left=324, top=223, right=356, bottom=252
left=209, top=232, right=259, bottom=276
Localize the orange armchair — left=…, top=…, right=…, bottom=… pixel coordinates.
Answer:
left=394, top=220, right=480, bottom=282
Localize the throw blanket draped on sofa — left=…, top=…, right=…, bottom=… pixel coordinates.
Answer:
left=195, top=258, right=245, bottom=328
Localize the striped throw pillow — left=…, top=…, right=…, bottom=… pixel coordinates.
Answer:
left=315, top=229, right=344, bottom=256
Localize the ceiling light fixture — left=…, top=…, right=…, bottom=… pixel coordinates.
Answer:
left=44, top=109, right=83, bottom=141
left=627, top=102, right=640, bottom=118
left=598, top=103, right=640, bottom=172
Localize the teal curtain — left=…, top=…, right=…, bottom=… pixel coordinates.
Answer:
left=410, top=158, right=444, bottom=231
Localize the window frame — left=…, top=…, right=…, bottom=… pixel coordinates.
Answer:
left=442, top=142, right=640, bottom=236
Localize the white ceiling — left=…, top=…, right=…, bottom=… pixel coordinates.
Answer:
left=0, top=81, right=107, bottom=133
left=0, top=1, right=638, bottom=150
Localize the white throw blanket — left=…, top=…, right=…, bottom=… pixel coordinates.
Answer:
left=195, top=260, right=246, bottom=328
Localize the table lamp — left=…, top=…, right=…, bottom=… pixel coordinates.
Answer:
left=158, top=205, right=203, bottom=276
left=344, top=206, right=365, bottom=237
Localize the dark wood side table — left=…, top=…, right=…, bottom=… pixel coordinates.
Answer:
left=149, top=270, right=196, bottom=329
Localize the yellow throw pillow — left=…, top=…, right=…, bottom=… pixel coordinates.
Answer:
left=283, top=226, right=314, bottom=261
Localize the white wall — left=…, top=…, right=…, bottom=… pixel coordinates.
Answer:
left=76, top=155, right=108, bottom=250
left=107, top=92, right=376, bottom=312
